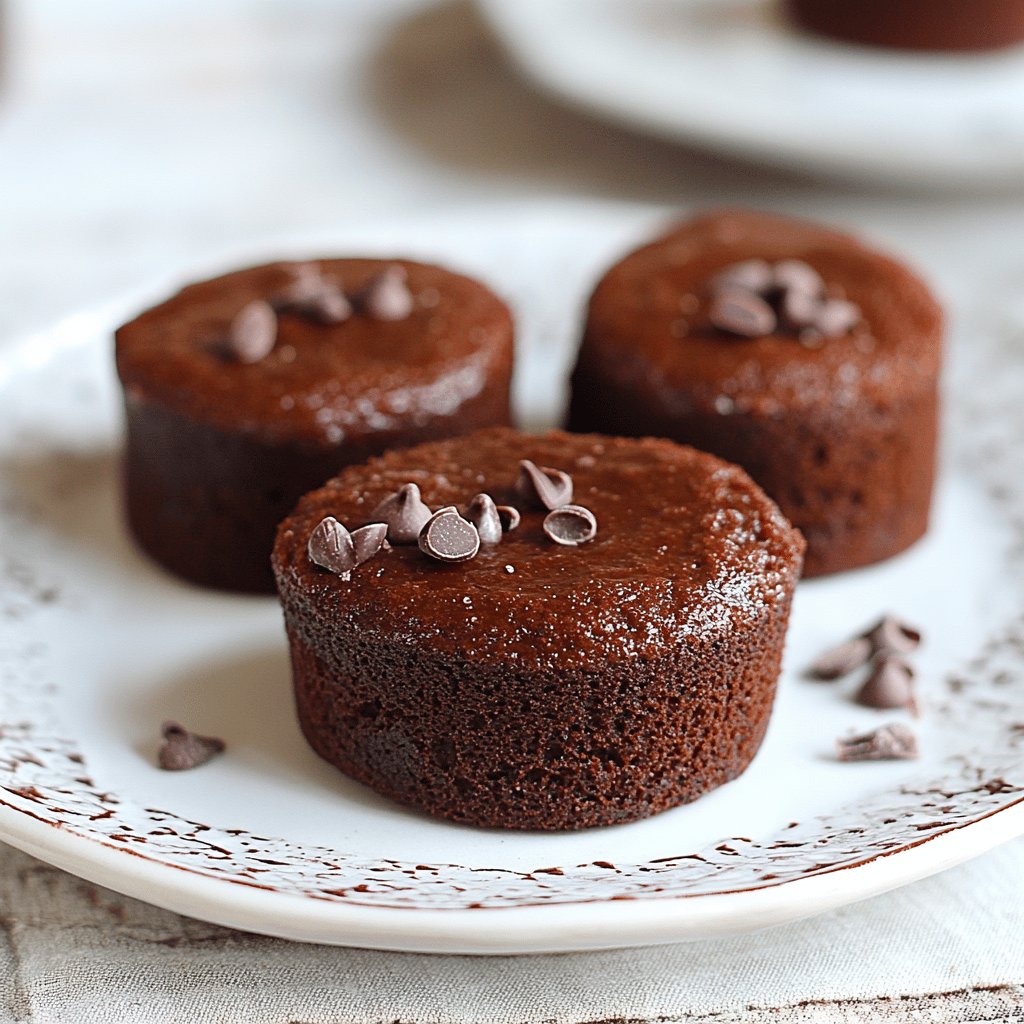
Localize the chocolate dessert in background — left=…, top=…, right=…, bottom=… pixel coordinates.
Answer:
left=786, top=0, right=1024, bottom=52
left=272, top=427, right=805, bottom=831
left=568, top=208, right=942, bottom=578
left=115, top=258, right=514, bottom=593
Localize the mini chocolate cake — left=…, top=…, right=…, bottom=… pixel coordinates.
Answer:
left=786, top=0, right=1024, bottom=52
left=568, top=209, right=942, bottom=578
left=116, top=259, right=514, bottom=592
left=272, top=428, right=805, bottom=831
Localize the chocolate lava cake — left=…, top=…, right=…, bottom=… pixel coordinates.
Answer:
left=116, top=258, right=514, bottom=592
left=568, top=209, right=942, bottom=578
left=272, top=427, right=805, bottom=831
left=786, top=0, right=1024, bottom=52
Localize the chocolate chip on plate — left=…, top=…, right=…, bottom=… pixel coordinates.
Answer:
left=418, top=507, right=480, bottom=563
left=835, top=723, right=919, bottom=762
left=371, top=483, right=433, bottom=545
left=808, top=635, right=873, bottom=680
left=543, top=504, right=598, bottom=546
left=855, top=655, right=916, bottom=712
left=516, top=459, right=573, bottom=511
left=866, top=615, right=923, bottom=656
left=158, top=722, right=225, bottom=771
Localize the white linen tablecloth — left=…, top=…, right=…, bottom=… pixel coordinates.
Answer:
left=2, top=1, right=1024, bottom=1020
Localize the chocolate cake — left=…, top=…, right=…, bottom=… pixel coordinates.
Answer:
left=116, top=258, right=514, bottom=592
left=568, top=209, right=942, bottom=578
left=786, top=0, right=1024, bottom=52
left=272, top=427, right=805, bottom=831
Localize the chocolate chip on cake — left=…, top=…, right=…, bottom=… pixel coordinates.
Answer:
left=496, top=505, right=521, bottom=532
left=709, top=288, right=776, bottom=338
left=355, top=265, right=414, bottom=321
left=371, top=483, right=433, bottom=545
left=308, top=517, right=358, bottom=577
left=516, top=460, right=573, bottom=511
left=418, top=507, right=480, bottom=563
left=543, top=504, right=598, bottom=546
left=222, top=300, right=277, bottom=364
left=352, top=523, right=388, bottom=566
left=465, top=493, right=503, bottom=544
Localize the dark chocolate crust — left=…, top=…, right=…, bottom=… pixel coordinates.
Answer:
left=272, top=428, right=805, bottom=831
left=568, top=209, right=942, bottom=578
left=116, top=258, right=514, bottom=592
left=787, top=0, right=1024, bottom=52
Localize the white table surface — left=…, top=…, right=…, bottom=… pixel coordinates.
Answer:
left=1, top=2, right=1023, bottom=1021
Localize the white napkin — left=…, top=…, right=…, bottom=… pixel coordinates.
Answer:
left=1, top=839, right=1022, bottom=1023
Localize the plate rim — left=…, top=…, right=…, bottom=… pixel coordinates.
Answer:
left=2, top=787, right=1023, bottom=953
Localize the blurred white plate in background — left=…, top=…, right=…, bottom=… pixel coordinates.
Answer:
left=477, top=0, right=1024, bottom=188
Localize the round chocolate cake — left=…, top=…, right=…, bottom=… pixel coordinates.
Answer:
left=272, top=428, right=805, bottom=831
left=116, top=258, right=514, bottom=592
left=568, top=209, right=942, bottom=578
left=786, top=0, right=1024, bottom=52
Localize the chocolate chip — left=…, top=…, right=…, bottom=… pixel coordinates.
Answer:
left=780, top=288, right=822, bottom=329
left=465, top=494, right=503, bottom=545
left=516, top=460, right=573, bottom=511
left=543, top=504, right=598, bottom=546
left=709, top=288, right=776, bottom=338
left=856, top=655, right=916, bottom=712
left=835, top=723, right=918, bottom=762
left=773, top=259, right=825, bottom=297
left=866, top=615, right=923, bottom=656
left=352, top=523, right=388, bottom=566
left=277, top=262, right=326, bottom=305
left=275, top=263, right=352, bottom=325
left=305, top=289, right=353, bottom=325
left=711, top=259, right=774, bottom=294
left=355, top=265, right=414, bottom=321
left=418, top=507, right=480, bottom=563
left=496, top=505, right=521, bottom=532
left=808, top=635, right=872, bottom=680
left=223, top=300, right=277, bottom=363
left=308, top=516, right=356, bottom=577
left=817, top=298, right=860, bottom=338
left=158, top=722, right=225, bottom=771
left=371, top=483, right=433, bottom=545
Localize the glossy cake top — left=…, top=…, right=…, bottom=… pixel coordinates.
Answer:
left=115, top=258, right=513, bottom=444
left=583, top=209, right=943, bottom=415
left=272, top=428, right=805, bottom=668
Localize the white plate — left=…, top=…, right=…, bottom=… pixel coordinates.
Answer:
left=1, top=203, right=1023, bottom=954
left=477, top=0, right=1024, bottom=187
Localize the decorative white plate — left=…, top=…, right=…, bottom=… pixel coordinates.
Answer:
left=477, top=0, right=1024, bottom=187
left=1, top=204, right=1023, bottom=954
